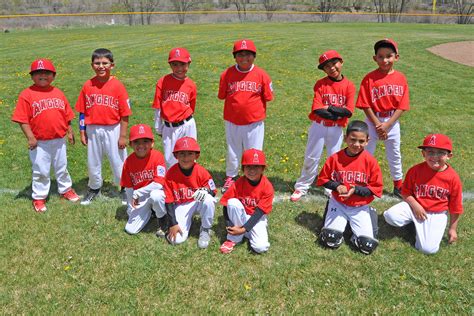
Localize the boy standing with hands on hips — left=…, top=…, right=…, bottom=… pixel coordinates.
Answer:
left=76, top=48, right=132, bottom=206
left=356, top=38, right=409, bottom=199
left=218, top=39, right=273, bottom=193
left=12, top=59, right=80, bottom=212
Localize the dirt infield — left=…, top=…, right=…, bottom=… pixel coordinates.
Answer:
left=427, top=41, right=474, bottom=67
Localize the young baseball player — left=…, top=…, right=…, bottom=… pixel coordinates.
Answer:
left=356, top=38, right=409, bottom=199
left=75, top=48, right=132, bottom=206
left=291, top=50, right=356, bottom=202
left=317, top=120, right=383, bottom=255
left=218, top=39, right=274, bottom=193
left=12, top=58, right=80, bottom=212
left=164, top=137, right=217, bottom=248
left=219, top=148, right=274, bottom=254
left=153, top=47, right=197, bottom=168
left=120, top=124, right=167, bottom=235
left=383, top=134, right=463, bottom=254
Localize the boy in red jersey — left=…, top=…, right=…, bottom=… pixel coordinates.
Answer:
left=153, top=47, right=197, bottom=168
left=164, top=137, right=216, bottom=249
left=384, top=134, right=463, bottom=254
left=218, top=39, right=273, bottom=193
left=219, top=149, right=274, bottom=254
left=121, top=124, right=167, bottom=235
left=291, top=50, right=356, bottom=202
left=356, top=38, right=409, bottom=199
left=76, top=48, right=132, bottom=206
left=317, top=120, right=383, bottom=255
left=12, top=59, right=80, bottom=212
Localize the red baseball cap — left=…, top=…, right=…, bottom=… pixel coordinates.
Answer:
left=173, top=136, right=200, bottom=153
left=418, top=134, right=452, bottom=152
left=374, top=38, right=399, bottom=54
left=30, top=59, right=56, bottom=74
left=242, top=148, right=266, bottom=166
left=233, top=39, right=257, bottom=54
left=318, top=50, right=343, bottom=69
left=168, top=47, right=191, bottom=63
left=129, top=124, right=154, bottom=142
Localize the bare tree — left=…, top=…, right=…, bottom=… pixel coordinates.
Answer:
left=139, top=0, right=160, bottom=25
left=232, top=0, right=248, bottom=22
left=262, top=0, right=282, bottom=21
left=317, top=0, right=338, bottom=22
left=373, top=0, right=386, bottom=22
left=171, top=0, right=195, bottom=24
left=454, top=0, right=473, bottom=24
left=120, top=0, right=136, bottom=26
left=387, top=0, right=410, bottom=22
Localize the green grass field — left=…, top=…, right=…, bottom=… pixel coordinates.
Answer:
left=1, top=23, right=473, bottom=314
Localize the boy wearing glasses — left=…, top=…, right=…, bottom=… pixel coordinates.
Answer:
left=383, top=134, right=463, bottom=254
left=75, top=48, right=132, bottom=205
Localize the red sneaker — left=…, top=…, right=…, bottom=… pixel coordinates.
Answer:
left=32, top=199, right=47, bottom=212
left=219, top=240, right=237, bottom=254
left=290, top=190, right=304, bottom=202
left=61, top=188, right=80, bottom=202
left=221, top=176, right=236, bottom=193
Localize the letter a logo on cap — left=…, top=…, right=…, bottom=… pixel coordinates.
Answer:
left=322, top=54, right=328, bottom=62
left=241, top=40, right=247, bottom=49
left=183, top=139, right=188, bottom=148
left=175, top=49, right=180, bottom=57
left=138, top=125, right=145, bottom=134
left=429, top=135, right=436, bottom=146
left=253, top=152, right=259, bottom=163
left=38, top=60, right=45, bottom=70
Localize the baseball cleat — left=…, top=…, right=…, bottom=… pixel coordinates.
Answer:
left=61, top=188, right=80, bottom=202
left=32, top=199, right=47, bottom=212
left=155, top=216, right=168, bottom=238
left=120, top=188, right=127, bottom=206
left=393, top=187, right=403, bottom=199
left=290, top=190, right=304, bottom=202
left=80, top=188, right=100, bottom=205
left=197, top=227, right=212, bottom=249
left=219, top=240, right=237, bottom=254
left=221, top=176, right=236, bottom=193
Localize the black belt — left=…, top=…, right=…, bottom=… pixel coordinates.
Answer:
left=164, top=115, right=193, bottom=127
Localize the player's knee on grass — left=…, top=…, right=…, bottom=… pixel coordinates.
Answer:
left=250, top=240, right=270, bottom=254
left=351, top=235, right=379, bottom=255
left=416, top=241, right=440, bottom=255
left=168, top=231, right=189, bottom=245
left=320, top=228, right=344, bottom=249
left=150, top=190, right=166, bottom=217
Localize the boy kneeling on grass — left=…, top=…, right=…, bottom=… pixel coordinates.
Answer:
left=219, top=149, right=274, bottom=254
left=383, top=134, right=463, bottom=254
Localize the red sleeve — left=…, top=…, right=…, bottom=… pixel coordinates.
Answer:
left=401, top=166, right=415, bottom=197
left=311, top=81, right=324, bottom=111
left=153, top=153, right=167, bottom=186
left=11, top=91, right=31, bottom=124
left=152, top=78, right=163, bottom=110
left=356, top=76, right=371, bottom=109
left=164, top=179, right=175, bottom=203
left=120, top=160, right=133, bottom=188
left=262, top=71, right=273, bottom=102
left=218, top=70, right=227, bottom=100
left=346, top=81, right=356, bottom=114
left=398, top=79, right=410, bottom=111
left=199, top=167, right=217, bottom=196
left=367, top=159, right=383, bottom=198
left=116, top=80, right=132, bottom=117
left=448, top=173, right=463, bottom=214
left=257, top=181, right=274, bottom=214
left=316, top=157, right=333, bottom=186
left=75, top=85, right=86, bottom=113
left=219, top=183, right=236, bottom=206
left=64, top=97, right=75, bottom=122
left=189, top=82, right=197, bottom=112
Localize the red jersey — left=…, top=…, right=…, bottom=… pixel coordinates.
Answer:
left=120, top=149, right=166, bottom=190
left=220, top=175, right=274, bottom=215
left=402, top=162, right=463, bottom=214
left=164, top=163, right=216, bottom=204
left=152, top=74, right=196, bottom=123
left=309, top=76, right=356, bottom=127
left=75, top=76, right=132, bottom=125
left=356, top=69, right=409, bottom=113
left=218, top=65, right=273, bottom=125
left=317, top=149, right=383, bottom=207
left=12, top=85, right=75, bottom=140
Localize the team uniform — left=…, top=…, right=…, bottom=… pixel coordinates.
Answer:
left=75, top=76, right=132, bottom=190
left=12, top=84, right=76, bottom=201
left=164, top=163, right=216, bottom=245
left=218, top=43, right=273, bottom=185
left=121, top=149, right=167, bottom=235
left=317, top=149, right=383, bottom=254
left=153, top=73, right=197, bottom=168
left=356, top=67, right=409, bottom=187
left=220, top=175, right=274, bottom=253
left=294, top=75, right=356, bottom=197
left=384, top=157, right=463, bottom=254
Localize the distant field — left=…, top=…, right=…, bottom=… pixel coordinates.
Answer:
left=0, top=23, right=473, bottom=314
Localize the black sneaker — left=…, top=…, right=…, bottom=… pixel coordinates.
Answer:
left=80, top=188, right=100, bottom=205
left=393, top=187, right=403, bottom=199
left=120, top=188, right=127, bottom=206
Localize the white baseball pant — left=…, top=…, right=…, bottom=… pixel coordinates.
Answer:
left=170, top=195, right=216, bottom=245
left=384, top=202, right=448, bottom=254
left=161, top=118, right=197, bottom=169
left=225, top=120, right=264, bottom=178
left=86, top=124, right=127, bottom=190
left=366, top=117, right=403, bottom=181
left=324, top=197, right=377, bottom=239
left=294, top=122, right=343, bottom=194
left=125, top=189, right=166, bottom=235
left=226, top=198, right=270, bottom=253
left=29, top=138, right=73, bottom=200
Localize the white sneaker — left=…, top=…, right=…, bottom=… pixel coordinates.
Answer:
left=198, top=227, right=212, bottom=249
left=324, top=188, right=332, bottom=198
left=290, top=190, right=305, bottom=202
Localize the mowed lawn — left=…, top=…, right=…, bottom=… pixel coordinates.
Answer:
left=0, top=23, right=473, bottom=314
